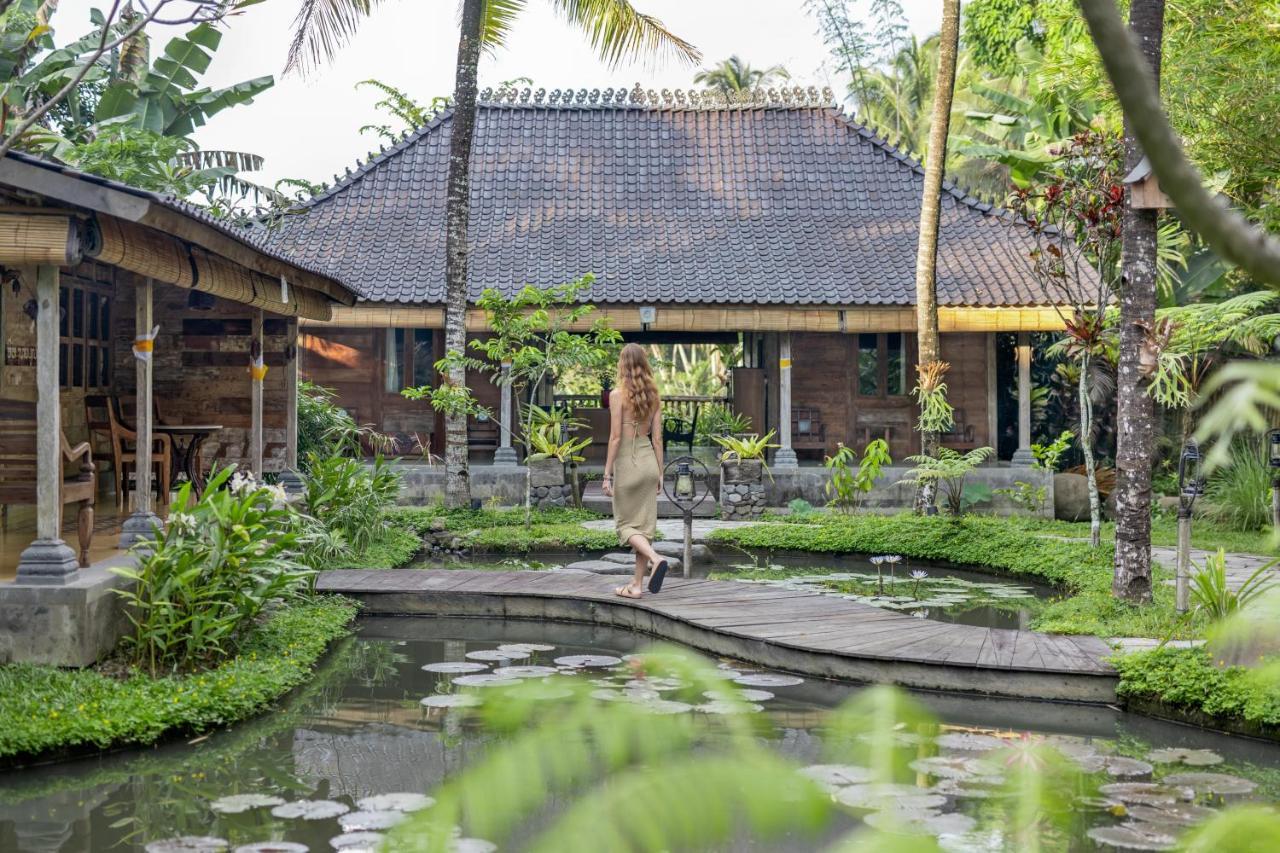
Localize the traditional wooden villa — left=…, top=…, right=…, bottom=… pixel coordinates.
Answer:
left=264, top=85, right=1064, bottom=467
left=0, top=150, right=356, bottom=664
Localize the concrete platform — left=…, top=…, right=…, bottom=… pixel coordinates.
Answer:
left=317, top=569, right=1117, bottom=704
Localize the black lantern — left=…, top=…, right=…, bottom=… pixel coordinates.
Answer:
left=1177, top=439, right=1204, bottom=513
left=1269, top=429, right=1280, bottom=469
left=675, top=459, right=695, bottom=500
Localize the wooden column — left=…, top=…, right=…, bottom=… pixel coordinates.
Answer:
left=774, top=332, right=798, bottom=469
left=119, top=278, right=160, bottom=548
left=493, top=359, right=518, bottom=466
left=250, top=309, right=264, bottom=476
left=278, top=318, right=304, bottom=493
left=1012, top=331, right=1034, bottom=465
left=15, top=265, right=80, bottom=583
left=986, top=333, right=999, bottom=458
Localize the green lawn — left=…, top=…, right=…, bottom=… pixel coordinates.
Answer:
left=1007, top=515, right=1279, bottom=558
left=0, top=597, right=358, bottom=763
left=385, top=505, right=615, bottom=557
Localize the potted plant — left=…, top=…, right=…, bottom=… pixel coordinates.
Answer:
left=712, top=430, right=778, bottom=519
left=524, top=409, right=591, bottom=508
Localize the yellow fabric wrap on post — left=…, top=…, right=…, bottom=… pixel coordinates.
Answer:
left=779, top=357, right=792, bottom=369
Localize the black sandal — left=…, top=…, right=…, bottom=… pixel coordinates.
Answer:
left=648, top=559, right=669, bottom=594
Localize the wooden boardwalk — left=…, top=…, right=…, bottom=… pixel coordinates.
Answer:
left=318, top=570, right=1117, bottom=703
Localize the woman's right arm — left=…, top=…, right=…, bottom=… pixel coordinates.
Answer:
left=603, top=389, right=622, bottom=496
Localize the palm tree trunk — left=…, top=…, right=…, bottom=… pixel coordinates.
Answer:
left=1113, top=0, right=1165, bottom=603
left=911, top=0, right=960, bottom=514
left=442, top=0, right=484, bottom=508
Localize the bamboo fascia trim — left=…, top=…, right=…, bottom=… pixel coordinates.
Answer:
left=305, top=303, right=1067, bottom=332
left=0, top=213, right=79, bottom=266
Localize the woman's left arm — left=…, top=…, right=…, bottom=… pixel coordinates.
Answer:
left=651, top=402, right=664, bottom=491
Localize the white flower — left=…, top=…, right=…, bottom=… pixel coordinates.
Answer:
left=168, top=512, right=196, bottom=533
left=265, top=483, right=288, bottom=505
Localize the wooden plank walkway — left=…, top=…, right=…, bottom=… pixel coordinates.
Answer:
left=318, top=569, right=1117, bottom=703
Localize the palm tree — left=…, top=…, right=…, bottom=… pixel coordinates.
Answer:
left=910, top=0, right=960, bottom=514
left=693, top=55, right=789, bottom=96
left=1113, top=0, right=1166, bottom=604
left=287, top=0, right=698, bottom=507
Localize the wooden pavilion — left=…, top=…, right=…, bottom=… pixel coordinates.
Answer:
left=263, top=85, right=1067, bottom=467
left=0, top=151, right=355, bottom=664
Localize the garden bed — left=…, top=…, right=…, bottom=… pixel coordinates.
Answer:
left=0, top=596, right=359, bottom=767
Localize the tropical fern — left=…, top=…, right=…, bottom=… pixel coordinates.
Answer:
left=898, top=446, right=995, bottom=515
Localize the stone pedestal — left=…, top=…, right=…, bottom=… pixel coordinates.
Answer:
left=0, top=557, right=134, bottom=666
left=118, top=511, right=162, bottom=550
left=278, top=468, right=305, bottom=496
left=493, top=445, right=519, bottom=466
left=15, top=538, right=80, bottom=585
left=721, top=460, right=766, bottom=520
left=773, top=448, right=799, bottom=470
left=529, top=458, right=572, bottom=508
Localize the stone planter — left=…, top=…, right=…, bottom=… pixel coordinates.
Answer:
left=720, top=458, right=766, bottom=520
left=528, top=457, right=573, bottom=509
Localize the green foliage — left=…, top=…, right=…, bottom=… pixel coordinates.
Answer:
left=385, top=505, right=614, bottom=554
left=113, top=468, right=315, bottom=675
left=696, top=406, right=752, bottom=445
left=1206, top=440, right=1273, bottom=531
left=297, top=380, right=389, bottom=462
left=713, top=429, right=778, bottom=461
left=1032, top=429, right=1074, bottom=471
left=960, top=481, right=994, bottom=512
left=356, top=78, right=449, bottom=143
left=1113, top=646, right=1280, bottom=727
left=825, top=439, right=891, bottom=512
left=522, top=404, right=591, bottom=462
left=709, top=514, right=1194, bottom=639
left=995, top=479, right=1046, bottom=515
left=301, top=453, right=401, bottom=555
left=693, top=55, right=790, bottom=94
left=962, top=0, right=1048, bottom=75
left=899, top=446, right=994, bottom=516
left=787, top=498, right=816, bottom=517
left=1181, top=806, right=1280, bottom=853
left=1189, top=549, right=1277, bottom=621
left=345, top=524, right=421, bottom=569
left=0, top=597, right=357, bottom=761
left=60, top=124, right=227, bottom=196
left=911, top=361, right=955, bottom=434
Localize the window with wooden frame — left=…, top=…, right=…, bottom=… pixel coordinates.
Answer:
left=383, top=328, right=435, bottom=393
left=58, top=276, right=112, bottom=391
left=855, top=332, right=909, bottom=398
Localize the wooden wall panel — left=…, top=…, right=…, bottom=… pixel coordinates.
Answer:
left=939, top=333, right=991, bottom=449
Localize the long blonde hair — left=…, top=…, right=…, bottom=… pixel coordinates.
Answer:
left=616, top=343, right=659, bottom=423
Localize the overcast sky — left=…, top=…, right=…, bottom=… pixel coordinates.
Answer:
left=51, top=1, right=946, bottom=186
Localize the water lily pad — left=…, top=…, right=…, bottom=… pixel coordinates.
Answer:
left=695, top=700, right=765, bottom=714
left=638, top=699, right=694, bottom=715
left=1086, top=823, right=1177, bottom=851
left=554, top=655, right=622, bottom=668
left=233, top=844, right=309, bottom=853
left=271, top=800, right=350, bottom=820
left=339, top=810, right=406, bottom=832
left=1104, top=757, right=1154, bottom=778
left=451, top=840, right=498, bottom=853
left=421, top=693, right=482, bottom=709
left=354, top=793, right=434, bottom=813
left=1162, top=772, right=1257, bottom=796
left=909, top=756, right=1002, bottom=781
left=499, top=643, right=555, bottom=652
left=422, top=662, right=489, bottom=674
left=702, top=689, right=774, bottom=702
left=835, top=784, right=941, bottom=811
left=1144, top=748, right=1223, bottom=767
left=210, top=794, right=285, bottom=814
left=732, top=673, right=803, bottom=688
left=1075, top=796, right=1128, bottom=814
left=450, top=674, right=522, bottom=688
left=864, top=810, right=977, bottom=836
left=145, top=838, right=229, bottom=853
left=591, top=688, right=624, bottom=701
left=329, top=832, right=383, bottom=851
left=799, top=764, right=875, bottom=788
left=931, top=779, right=1010, bottom=800
left=935, top=732, right=1005, bottom=752
left=491, top=665, right=560, bottom=678
left=1098, top=783, right=1193, bottom=806
left=465, top=649, right=528, bottom=661
left=1127, top=803, right=1219, bottom=826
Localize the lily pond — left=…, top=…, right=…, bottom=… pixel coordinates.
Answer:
left=2, top=617, right=1277, bottom=852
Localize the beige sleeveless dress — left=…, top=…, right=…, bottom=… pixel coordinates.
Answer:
left=613, top=412, right=659, bottom=547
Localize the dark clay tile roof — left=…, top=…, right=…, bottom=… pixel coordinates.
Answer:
left=264, top=88, right=1059, bottom=308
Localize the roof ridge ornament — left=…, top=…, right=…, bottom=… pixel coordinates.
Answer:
left=478, top=83, right=836, bottom=109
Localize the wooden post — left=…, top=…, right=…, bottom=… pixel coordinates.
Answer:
left=774, top=332, right=798, bottom=469
left=278, top=318, right=304, bottom=493
left=15, top=265, right=80, bottom=583
left=986, top=333, right=999, bottom=457
left=1012, top=332, right=1034, bottom=465
left=250, top=309, right=264, bottom=476
left=119, top=278, right=160, bottom=548
left=1175, top=506, right=1191, bottom=612
left=493, top=360, right=518, bottom=466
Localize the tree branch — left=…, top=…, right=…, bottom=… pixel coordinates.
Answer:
left=1078, top=0, right=1280, bottom=286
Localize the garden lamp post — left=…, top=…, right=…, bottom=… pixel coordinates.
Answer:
left=1176, top=439, right=1205, bottom=613
left=663, top=455, right=710, bottom=578
left=1269, top=429, right=1280, bottom=531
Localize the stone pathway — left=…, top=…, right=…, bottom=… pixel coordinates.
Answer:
left=1150, top=545, right=1277, bottom=591
left=581, top=517, right=754, bottom=542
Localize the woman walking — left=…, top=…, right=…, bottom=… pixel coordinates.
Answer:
left=602, top=343, right=669, bottom=598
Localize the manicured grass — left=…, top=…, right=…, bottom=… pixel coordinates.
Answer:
left=1007, top=515, right=1279, bottom=558
left=1113, top=647, right=1280, bottom=730
left=386, top=506, right=616, bottom=554
left=709, top=514, right=1202, bottom=640
left=344, top=523, right=423, bottom=569
left=0, top=596, right=358, bottom=762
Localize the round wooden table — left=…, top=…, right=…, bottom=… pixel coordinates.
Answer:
left=153, top=424, right=223, bottom=496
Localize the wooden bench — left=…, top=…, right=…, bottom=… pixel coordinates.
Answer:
left=791, top=406, right=827, bottom=451
left=0, top=398, right=96, bottom=567
left=662, top=410, right=698, bottom=453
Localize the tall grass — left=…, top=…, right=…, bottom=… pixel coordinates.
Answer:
left=1207, top=440, right=1272, bottom=531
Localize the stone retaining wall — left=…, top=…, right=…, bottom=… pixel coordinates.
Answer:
left=720, top=481, right=766, bottom=520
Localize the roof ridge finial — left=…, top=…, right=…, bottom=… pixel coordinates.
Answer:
left=476, top=83, right=837, bottom=110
